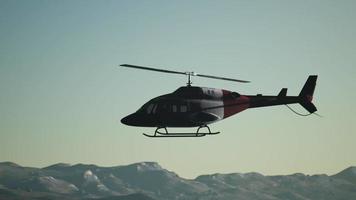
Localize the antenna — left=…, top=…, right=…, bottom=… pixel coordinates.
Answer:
left=120, top=64, right=250, bottom=86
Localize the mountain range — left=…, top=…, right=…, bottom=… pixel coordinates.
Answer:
left=0, top=161, right=355, bottom=200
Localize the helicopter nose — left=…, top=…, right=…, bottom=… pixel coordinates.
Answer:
left=121, top=113, right=157, bottom=127
left=121, top=114, right=135, bottom=126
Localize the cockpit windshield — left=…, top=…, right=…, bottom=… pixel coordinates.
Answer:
left=139, top=101, right=157, bottom=114
left=139, top=100, right=189, bottom=114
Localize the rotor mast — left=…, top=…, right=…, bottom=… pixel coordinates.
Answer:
left=186, top=72, right=195, bottom=87
left=187, top=73, right=192, bottom=86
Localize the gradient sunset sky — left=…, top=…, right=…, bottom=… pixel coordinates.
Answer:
left=1, top=0, right=355, bottom=178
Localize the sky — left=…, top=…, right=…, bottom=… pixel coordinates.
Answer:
left=1, top=0, right=356, bottom=179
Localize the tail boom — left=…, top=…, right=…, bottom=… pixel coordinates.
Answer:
left=247, top=75, right=318, bottom=113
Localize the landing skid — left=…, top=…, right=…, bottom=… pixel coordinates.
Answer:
left=143, top=126, right=220, bottom=138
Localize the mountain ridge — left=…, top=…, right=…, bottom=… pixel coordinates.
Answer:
left=0, top=162, right=355, bottom=200
left=2, top=161, right=353, bottom=178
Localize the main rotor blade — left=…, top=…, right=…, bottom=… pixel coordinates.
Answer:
left=120, top=64, right=250, bottom=83
left=120, top=64, right=186, bottom=75
left=196, top=73, right=250, bottom=83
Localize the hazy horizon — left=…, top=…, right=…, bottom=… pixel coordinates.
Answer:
left=1, top=160, right=355, bottom=179
left=1, top=0, right=356, bottom=179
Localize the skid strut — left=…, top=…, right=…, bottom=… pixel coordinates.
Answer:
left=143, top=125, right=220, bottom=138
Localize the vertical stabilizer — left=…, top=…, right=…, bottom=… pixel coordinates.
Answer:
left=299, top=75, right=318, bottom=113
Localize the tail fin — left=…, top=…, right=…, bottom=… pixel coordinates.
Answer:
left=278, top=88, right=288, bottom=98
left=299, top=75, right=318, bottom=113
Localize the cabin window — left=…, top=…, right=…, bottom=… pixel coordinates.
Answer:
left=172, top=105, right=177, bottom=112
left=180, top=105, right=187, bottom=112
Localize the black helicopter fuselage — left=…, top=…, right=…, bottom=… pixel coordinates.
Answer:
left=122, top=86, right=248, bottom=127
left=121, top=76, right=317, bottom=128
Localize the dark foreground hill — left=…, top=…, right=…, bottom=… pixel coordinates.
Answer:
left=0, top=161, right=355, bottom=200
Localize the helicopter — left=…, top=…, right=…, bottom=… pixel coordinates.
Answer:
left=120, top=64, right=318, bottom=138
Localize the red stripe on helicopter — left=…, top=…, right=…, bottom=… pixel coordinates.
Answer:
left=222, top=90, right=250, bottom=118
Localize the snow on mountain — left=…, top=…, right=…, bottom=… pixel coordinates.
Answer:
left=38, top=176, right=79, bottom=194
left=84, top=170, right=100, bottom=183
left=81, top=169, right=114, bottom=196
left=1, top=162, right=356, bottom=200
left=135, top=162, right=163, bottom=172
